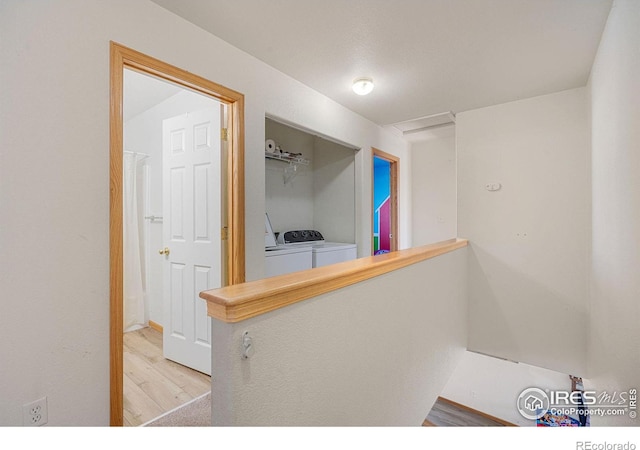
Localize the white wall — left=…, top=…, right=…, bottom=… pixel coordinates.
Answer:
left=210, top=248, right=468, bottom=425
left=265, top=118, right=316, bottom=233
left=313, top=138, right=356, bottom=243
left=588, top=0, right=640, bottom=426
left=457, top=88, right=590, bottom=376
left=441, top=350, right=577, bottom=427
left=125, top=89, right=219, bottom=325
left=0, top=0, right=409, bottom=425
left=410, top=128, right=457, bottom=246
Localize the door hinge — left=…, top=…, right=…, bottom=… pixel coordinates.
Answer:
left=221, top=226, right=229, bottom=241
left=221, top=128, right=228, bottom=141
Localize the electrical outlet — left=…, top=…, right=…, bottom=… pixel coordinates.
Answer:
left=23, top=397, right=48, bottom=426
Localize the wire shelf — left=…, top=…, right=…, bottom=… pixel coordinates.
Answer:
left=265, top=152, right=309, bottom=166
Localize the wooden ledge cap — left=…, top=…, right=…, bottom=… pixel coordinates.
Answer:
left=200, top=238, right=468, bottom=323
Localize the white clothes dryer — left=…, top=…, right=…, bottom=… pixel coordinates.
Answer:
left=276, top=230, right=357, bottom=268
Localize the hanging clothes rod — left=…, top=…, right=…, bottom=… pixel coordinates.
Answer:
left=124, top=150, right=151, bottom=159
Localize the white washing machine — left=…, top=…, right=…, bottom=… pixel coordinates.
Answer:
left=277, top=230, right=357, bottom=268
left=264, top=214, right=313, bottom=278
left=264, top=213, right=313, bottom=278
left=264, top=245, right=312, bottom=278
left=311, top=242, right=357, bottom=268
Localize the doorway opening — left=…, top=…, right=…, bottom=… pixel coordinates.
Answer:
left=110, top=42, right=245, bottom=426
left=122, top=69, right=222, bottom=425
left=372, top=148, right=399, bottom=254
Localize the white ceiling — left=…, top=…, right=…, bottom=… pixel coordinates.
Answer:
left=149, top=0, right=612, bottom=127
left=123, top=69, right=181, bottom=122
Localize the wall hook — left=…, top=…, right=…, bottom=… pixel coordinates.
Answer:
left=242, top=331, right=254, bottom=359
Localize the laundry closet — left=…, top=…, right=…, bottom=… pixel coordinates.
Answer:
left=264, top=118, right=358, bottom=277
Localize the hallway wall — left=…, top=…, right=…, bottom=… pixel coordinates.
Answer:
left=0, top=0, right=408, bottom=425
left=457, top=87, right=590, bottom=376
left=588, top=0, right=640, bottom=426
left=410, top=128, right=457, bottom=246
left=211, top=247, right=468, bottom=425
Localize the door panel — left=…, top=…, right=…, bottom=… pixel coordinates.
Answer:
left=169, top=263, right=186, bottom=337
left=194, top=265, right=212, bottom=344
left=162, top=107, right=221, bottom=375
left=170, top=167, right=186, bottom=240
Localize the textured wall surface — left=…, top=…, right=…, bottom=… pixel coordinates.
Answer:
left=210, top=248, right=468, bottom=426
left=0, top=0, right=408, bottom=425
left=411, top=131, right=457, bottom=246
left=588, top=0, right=640, bottom=426
left=458, top=88, right=590, bottom=376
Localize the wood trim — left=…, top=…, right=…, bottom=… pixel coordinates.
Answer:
left=109, top=42, right=124, bottom=429
left=200, top=238, right=467, bottom=323
left=148, top=320, right=163, bottom=333
left=372, top=147, right=400, bottom=164
left=372, top=147, right=399, bottom=253
left=437, top=397, right=518, bottom=427
left=390, top=157, right=398, bottom=252
left=109, top=42, right=246, bottom=426
left=228, top=94, right=246, bottom=285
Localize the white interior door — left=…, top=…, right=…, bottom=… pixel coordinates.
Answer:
left=161, top=107, right=221, bottom=375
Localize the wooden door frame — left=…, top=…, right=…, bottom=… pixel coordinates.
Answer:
left=372, top=148, right=399, bottom=253
left=109, top=42, right=245, bottom=426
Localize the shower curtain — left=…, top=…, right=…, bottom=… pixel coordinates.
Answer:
left=123, top=152, right=147, bottom=332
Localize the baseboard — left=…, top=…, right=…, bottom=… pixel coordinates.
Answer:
left=437, top=396, right=518, bottom=427
left=149, top=320, right=163, bottom=332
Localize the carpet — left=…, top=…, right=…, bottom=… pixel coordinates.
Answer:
left=142, top=391, right=211, bottom=427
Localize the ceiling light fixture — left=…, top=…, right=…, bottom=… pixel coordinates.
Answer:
left=352, top=77, right=374, bottom=96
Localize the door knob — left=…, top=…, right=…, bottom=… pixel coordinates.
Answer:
left=158, top=247, right=170, bottom=256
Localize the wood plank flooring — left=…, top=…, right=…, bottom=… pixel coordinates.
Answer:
left=123, top=327, right=211, bottom=427
left=424, top=397, right=513, bottom=427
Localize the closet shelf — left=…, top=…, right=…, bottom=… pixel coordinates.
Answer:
left=265, top=152, right=310, bottom=166
left=265, top=151, right=309, bottom=185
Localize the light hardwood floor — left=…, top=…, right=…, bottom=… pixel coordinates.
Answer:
left=424, top=397, right=514, bottom=427
left=123, top=327, right=211, bottom=427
